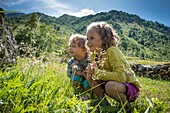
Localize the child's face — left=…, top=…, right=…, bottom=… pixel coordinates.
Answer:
left=69, top=41, right=85, bottom=58
left=86, top=29, right=102, bottom=52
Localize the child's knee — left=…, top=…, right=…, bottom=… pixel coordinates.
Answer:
left=105, top=82, right=118, bottom=95
left=106, top=81, right=126, bottom=91
left=105, top=82, right=113, bottom=95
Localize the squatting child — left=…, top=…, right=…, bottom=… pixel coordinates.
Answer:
left=67, top=34, right=90, bottom=94
left=85, top=21, right=141, bottom=107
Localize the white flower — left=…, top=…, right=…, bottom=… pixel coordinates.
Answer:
left=72, top=65, right=78, bottom=74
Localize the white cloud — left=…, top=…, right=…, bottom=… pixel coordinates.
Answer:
left=35, top=0, right=72, bottom=16
left=70, top=8, right=95, bottom=17
left=2, top=0, right=31, bottom=6
left=2, top=0, right=96, bottom=17
left=44, top=8, right=96, bottom=17
left=36, top=0, right=70, bottom=10
left=34, top=0, right=96, bottom=17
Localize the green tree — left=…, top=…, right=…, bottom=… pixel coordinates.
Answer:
left=26, top=13, right=39, bottom=29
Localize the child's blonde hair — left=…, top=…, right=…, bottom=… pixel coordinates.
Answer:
left=86, top=21, right=119, bottom=50
left=69, top=34, right=87, bottom=50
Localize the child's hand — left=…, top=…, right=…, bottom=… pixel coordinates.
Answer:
left=76, top=71, right=84, bottom=76
left=75, top=71, right=81, bottom=76
left=85, top=63, right=97, bottom=75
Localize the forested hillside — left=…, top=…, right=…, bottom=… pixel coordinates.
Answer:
left=5, top=10, right=170, bottom=61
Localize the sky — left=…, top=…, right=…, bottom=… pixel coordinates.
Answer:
left=0, top=0, right=170, bottom=27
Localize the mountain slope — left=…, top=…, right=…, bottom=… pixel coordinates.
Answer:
left=6, top=10, right=170, bottom=61
left=56, top=10, right=170, bottom=61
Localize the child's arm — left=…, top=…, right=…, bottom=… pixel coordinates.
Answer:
left=94, top=47, right=129, bottom=82
left=67, top=60, right=73, bottom=78
left=76, top=70, right=86, bottom=76
left=67, top=66, right=72, bottom=78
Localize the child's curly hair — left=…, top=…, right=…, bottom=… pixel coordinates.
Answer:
left=86, top=21, right=119, bottom=50
left=69, top=34, right=87, bottom=51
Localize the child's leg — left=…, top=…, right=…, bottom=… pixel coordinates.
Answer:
left=73, top=80, right=79, bottom=87
left=71, top=75, right=83, bottom=92
left=105, top=81, right=127, bottom=103
left=86, top=74, right=104, bottom=99
left=83, top=80, right=91, bottom=91
left=73, top=81, right=83, bottom=92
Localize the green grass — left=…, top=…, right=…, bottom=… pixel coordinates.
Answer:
left=0, top=56, right=170, bottom=113
left=0, top=57, right=89, bottom=113
left=135, top=77, right=170, bottom=112
left=126, top=56, right=170, bottom=65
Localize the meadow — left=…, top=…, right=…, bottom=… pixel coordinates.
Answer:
left=0, top=54, right=170, bottom=113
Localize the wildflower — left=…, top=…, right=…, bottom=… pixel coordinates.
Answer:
left=89, top=48, right=107, bottom=80
left=72, top=64, right=78, bottom=74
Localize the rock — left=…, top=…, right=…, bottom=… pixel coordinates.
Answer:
left=0, top=8, right=18, bottom=69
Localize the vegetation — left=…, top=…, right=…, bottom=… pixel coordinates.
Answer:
left=5, top=10, right=170, bottom=61
left=0, top=55, right=169, bottom=113
left=1, top=9, right=169, bottom=112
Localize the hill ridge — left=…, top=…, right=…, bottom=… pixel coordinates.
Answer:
left=6, top=10, right=170, bottom=61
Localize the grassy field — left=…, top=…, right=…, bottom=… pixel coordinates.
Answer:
left=126, top=56, right=170, bottom=65
left=0, top=56, right=170, bottom=113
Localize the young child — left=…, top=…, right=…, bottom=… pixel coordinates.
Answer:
left=85, top=21, right=141, bottom=106
left=67, top=34, right=90, bottom=93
